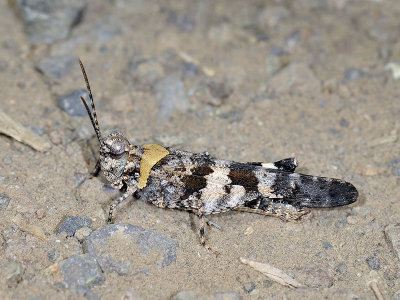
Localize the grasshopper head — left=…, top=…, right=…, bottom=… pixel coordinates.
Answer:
left=78, top=59, right=131, bottom=185
left=100, top=131, right=131, bottom=183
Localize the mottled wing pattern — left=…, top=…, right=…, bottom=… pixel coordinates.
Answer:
left=146, top=148, right=358, bottom=216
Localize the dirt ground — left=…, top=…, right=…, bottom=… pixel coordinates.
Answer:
left=0, top=0, right=399, bottom=299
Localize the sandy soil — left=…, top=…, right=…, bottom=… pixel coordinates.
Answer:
left=0, top=1, right=399, bottom=299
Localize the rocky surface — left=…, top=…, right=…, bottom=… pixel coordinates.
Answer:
left=0, top=0, right=399, bottom=299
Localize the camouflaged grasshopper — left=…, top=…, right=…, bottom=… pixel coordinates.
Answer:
left=78, top=59, right=358, bottom=254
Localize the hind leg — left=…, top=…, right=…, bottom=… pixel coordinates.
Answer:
left=198, top=214, right=219, bottom=256
left=235, top=198, right=310, bottom=221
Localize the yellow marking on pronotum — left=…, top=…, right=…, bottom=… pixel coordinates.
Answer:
left=137, top=143, right=169, bottom=189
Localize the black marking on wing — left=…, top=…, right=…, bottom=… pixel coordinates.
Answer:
left=191, top=166, right=214, bottom=176
left=180, top=174, right=207, bottom=199
left=273, top=158, right=297, bottom=172
left=228, top=162, right=259, bottom=192
left=271, top=171, right=358, bottom=208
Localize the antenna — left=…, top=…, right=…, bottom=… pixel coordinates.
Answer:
left=78, top=58, right=103, bottom=144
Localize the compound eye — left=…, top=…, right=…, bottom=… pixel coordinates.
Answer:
left=110, top=140, right=125, bottom=155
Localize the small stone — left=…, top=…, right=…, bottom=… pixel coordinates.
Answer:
left=385, top=224, right=400, bottom=261
left=49, top=130, right=62, bottom=145
left=268, top=62, right=321, bottom=94
left=35, top=55, right=75, bottom=81
left=0, top=193, right=11, bottom=209
left=90, top=15, right=122, bottom=43
left=0, top=234, right=4, bottom=250
left=345, top=68, right=364, bottom=80
left=339, top=118, right=349, bottom=128
left=30, top=125, right=45, bottom=136
left=0, top=260, right=25, bottom=288
left=35, top=208, right=46, bottom=219
left=358, top=164, right=380, bottom=176
left=74, top=173, right=87, bottom=187
left=366, top=256, right=380, bottom=270
left=47, top=249, right=57, bottom=262
left=385, top=62, right=400, bottom=80
left=207, top=79, right=233, bottom=101
left=75, top=227, right=92, bottom=242
left=57, top=89, right=90, bottom=116
left=58, top=254, right=104, bottom=294
left=257, top=6, right=290, bottom=28
left=153, top=76, right=188, bottom=121
left=55, top=215, right=92, bottom=236
left=388, top=158, right=400, bottom=167
left=84, top=224, right=177, bottom=275
left=127, top=58, right=164, bottom=88
left=0, top=59, right=8, bottom=72
left=163, top=9, right=195, bottom=32
left=394, top=290, right=400, bottom=300
left=322, top=241, right=333, bottom=249
left=393, top=167, right=400, bottom=176
left=295, top=264, right=334, bottom=288
left=16, top=0, right=87, bottom=44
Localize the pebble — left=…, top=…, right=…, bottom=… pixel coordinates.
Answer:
left=366, top=255, right=380, bottom=270
left=385, top=62, right=400, bottom=79
left=344, top=68, right=364, bottom=80
left=16, top=0, right=87, bottom=44
left=257, top=6, right=290, bottom=28
left=0, top=260, right=25, bottom=288
left=207, top=79, right=233, bottom=101
left=358, top=164, right=380, bottom=176
left=75, top=227, right=92, bottom=242
left=83, top=224, right=177, bottom=275
left=57, top=89, right=90, bottom=116
left=0, top=234, right=4, bottom=250
left=394, top=290, right=400, bottom=300
left=163, top=9, right=195, bottom=32
left=393, top=167, right=400, bottom=176
left=0, top=193, right=11, bottom=209
left=339, top=118, right=349, bottom=128
left=171, top=290, right=241, bottom=300
left=388, top=158, right=400, bottom=167
left=153, top=76, right=188, bottom=121
left=35, top=55, right=75, bottom=81
left=322, top=241, right=333, bottom=250
left=55, top=215, right=92, bottom=237
left=295, top=264, right=334, bottom=288
left=48, top=130, right=63, bottom=145
left=58, top=254, right=104, bottom=294
left=90, top=15, right=122, bottom=43
left=384, top=224, right=400, bottom=261
left=128, top=58, right=164, bottom=88
left=267, top=62, right=321, bottom=94
left=0, top=59, right=8, bottom=72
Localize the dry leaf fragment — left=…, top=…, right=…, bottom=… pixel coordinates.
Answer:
left=240, top=257, right=305, bottom=288
left=13, top=215, right=47, bottom=241
left=0, top=109, right=51, bottom=152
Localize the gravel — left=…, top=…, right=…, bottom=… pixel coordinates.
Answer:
left=57, top=89, right=90, bottom=116
left=35, top=55, right=76, bottom=81
left=153, top=75, right=188, bottom=120
left=58, top=254, right=104, bottom=294
left=83, top=224, right=177, bottom=275
left=0, top=193, right=11, bottom=209
left=55, top=215, right=92, bottom=236
left=16, top=0, right=87, bottom=44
